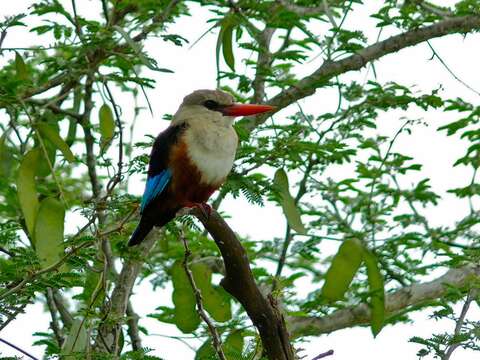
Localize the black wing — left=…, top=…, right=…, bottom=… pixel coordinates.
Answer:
left=140, top=124, right=185, bottom=213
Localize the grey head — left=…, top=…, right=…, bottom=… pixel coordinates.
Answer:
left=181, top=89, right=234, bottom=113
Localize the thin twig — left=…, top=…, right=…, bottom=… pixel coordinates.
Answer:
left=70, top=0, right=83, bottom=38
left=311, top=349, right=334, bottom=360
left=0, top=29, right=7, bottom=50
left=427, top=40, right=480, bottom=97
left=0, top=302, right=28, bottom=332
left=101, top=0, right=109, bottom=23
left=0, top=338, right=39, bottom=360
left=180, top=230, right=226, bottom=360
left=0, top=246, right=14, bottom=257
left=442, top=290, right=475, bottom=360
left=367, top=120, right=411, bottom=245
left=103, top=81, right=124, bottom=194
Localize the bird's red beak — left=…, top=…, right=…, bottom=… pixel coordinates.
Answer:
left=221, top=103, right=275, bottom=117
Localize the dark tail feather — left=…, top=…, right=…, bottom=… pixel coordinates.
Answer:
left=128, top=220, right=153, bottom=247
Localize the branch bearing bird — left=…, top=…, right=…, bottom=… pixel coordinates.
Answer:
left=128, top=89, right=274, bottom=246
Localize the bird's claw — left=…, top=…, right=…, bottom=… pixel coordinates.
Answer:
left=184, top=202, right=212, bottom=221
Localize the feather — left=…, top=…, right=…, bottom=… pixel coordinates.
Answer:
left=140, top=169, right=172, bottom=213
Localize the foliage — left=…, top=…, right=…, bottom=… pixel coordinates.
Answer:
left=0, top=0, right=479, bottom=359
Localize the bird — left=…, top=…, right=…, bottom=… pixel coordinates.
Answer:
left=128, top=89, right=274, bottom=246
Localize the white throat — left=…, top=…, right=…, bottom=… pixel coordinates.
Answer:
left=174, top=106, right=238, bottom=184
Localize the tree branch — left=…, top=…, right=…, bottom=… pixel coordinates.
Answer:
left=125, top=301, right=142, bottom=351
left=245, top=15, right=480, bottom=131
left=252, top=27, right=275, bottom=103
left=288, top=264, right=480, bottom=337
left=45, top=288, right=64, bottom=347
left=193, top=209, right=295, bottom=360
left=94, top=229, right=159, bottom=353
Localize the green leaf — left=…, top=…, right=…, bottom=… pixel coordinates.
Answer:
left=192, top=262, right=232, bottom=322
left=171, top=261, right=200, bottom=333
left=321, top=238, right=363, bottom=301
left=274, top=169, right=307, bottom=235
left=34, top=198, right=65, bottom=268
left=216, top=15, right=237, bottom=73
left=62, top=319, right=87, bottom=355
left=36, top=123, right=75, bottom=163
left=66, top=87, right=81, bottom=146
left=36, top=139, right=56, bottom=177
left=99, top=104, right=116, bottom=152
left=221, top=22, right=235, bottom=71
left=16, top=148, right=40, bottom=238
left=195, top=339, right=216, bottom=360
left=195, top=330, right=243, bottom=359
left=0, top=131, right=14, bottom=177
left=224, top=330, right=244, bottom=359
left=363, top=248, right=385, bottom=337
left=15, top=51, right=28, bottom=80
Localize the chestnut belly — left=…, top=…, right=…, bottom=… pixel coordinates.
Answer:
left=169, top=140, right=222, bottom=206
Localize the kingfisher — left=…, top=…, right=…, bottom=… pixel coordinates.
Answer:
left=128, top=89, right=274, bottom=246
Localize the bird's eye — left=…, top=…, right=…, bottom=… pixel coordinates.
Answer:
left=203, top=100, right=219, bottom=110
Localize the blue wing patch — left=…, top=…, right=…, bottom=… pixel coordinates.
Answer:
left=140, top=169, right=172, bottom=213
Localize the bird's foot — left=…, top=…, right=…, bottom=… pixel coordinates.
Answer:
left=184, top=202, right=212, bottom=220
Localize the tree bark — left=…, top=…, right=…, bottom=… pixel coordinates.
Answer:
left=288, top=264, right=480, bottom=337
left=194, top=209, right=295, bottom=360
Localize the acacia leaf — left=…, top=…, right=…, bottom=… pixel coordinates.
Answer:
left=16, top=148, right=40, bottom=239
left=216, top=15, right=237, bottom=73
left=171, top=261, right=200, bottom=333
left=0, top=131, right=14, bottom=177
left=192, top=262, right=231, bottom=322
left=62, top=319, right=87, bottom=355
left=36, top=123, right=75, bottom=163
left=15, top=51, right=28, bottom=80
left=363, top=248, right=385, bottom=337
left=321, top=238, right=363, bottom=301
left=274, top=168, right=307, bottom=234
left=99, top=104, right=116, bottom=152
left=224, top=330, right=244, bottom=359
left=195, top=339, right=215, bottom=360
left=221, top=21, right=235, bottom=71
left=34, top=197, right=65, bottom=268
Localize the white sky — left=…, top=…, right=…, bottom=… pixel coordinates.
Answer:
left=1, top=1, right=479, bottom=359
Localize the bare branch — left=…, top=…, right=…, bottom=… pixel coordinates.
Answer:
left=288, top=264, right=480, bottom=337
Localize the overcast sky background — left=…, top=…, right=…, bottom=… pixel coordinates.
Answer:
left=1, top=1, right=479, bottom=359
